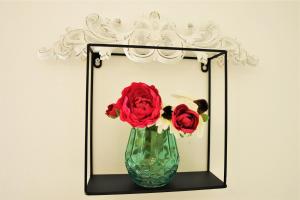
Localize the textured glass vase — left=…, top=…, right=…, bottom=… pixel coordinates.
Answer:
left=125, top=126, right=179, bottom=188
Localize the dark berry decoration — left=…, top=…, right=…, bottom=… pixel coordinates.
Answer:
left=162, top=105, right=173, bottom=120
left=193, top=99, right=208, bottom=114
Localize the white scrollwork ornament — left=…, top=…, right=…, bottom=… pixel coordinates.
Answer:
left=38, top=11, right=258, bottom=66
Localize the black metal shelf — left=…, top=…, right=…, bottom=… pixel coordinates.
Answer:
left=85, top=43, right=228, bottom=195
left=86, top=172, right=226, bottom=195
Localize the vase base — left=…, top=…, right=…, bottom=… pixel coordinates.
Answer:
left=126, top=166, right=178, bottom=188
left=125, top=127, right=179, bottom=189
left=135, top=182, right=168, bottom=188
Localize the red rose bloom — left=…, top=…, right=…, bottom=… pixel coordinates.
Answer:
left=172, top=104, right=199, bottom=134
left=115, top=82, right=162, bottom=128
left=105, top=103, right=119, bottom=118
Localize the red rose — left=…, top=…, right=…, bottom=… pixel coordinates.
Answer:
left=105, top=103, right=119, bottom=118
left=115, top=82, right=162, bottom=128
left=172, top=104, right=199, bottom=134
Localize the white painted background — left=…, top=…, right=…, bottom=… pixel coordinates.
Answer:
left=0, top=1, right=299, bottom=200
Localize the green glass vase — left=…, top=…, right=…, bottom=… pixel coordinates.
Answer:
left=125, top=126, right=179, bottom=188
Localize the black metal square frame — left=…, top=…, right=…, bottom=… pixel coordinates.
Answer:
left=85, top=44, right=228, bottom=195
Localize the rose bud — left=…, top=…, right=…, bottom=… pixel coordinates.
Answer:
left=172, top=104, right=199, bottom=134
left=193, top=99, right=208, bottom=114
left=162, top=106, right=172, bottom=120
left=105, top=103, right=119, bottom=118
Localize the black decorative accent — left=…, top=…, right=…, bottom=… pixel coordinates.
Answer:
left=193, top=99, right=209, bottom=114
left=162, top=106, right=172, bottom=120
left=201, top=63, right=209, bottom=72
left=92, top=52, right=102, bottom=68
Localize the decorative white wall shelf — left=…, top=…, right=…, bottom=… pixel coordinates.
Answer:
left=38, top=11, right=258, bottom=66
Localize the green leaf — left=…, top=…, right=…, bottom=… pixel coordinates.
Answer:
left=115, top=109, right=120, bottom=117
left=201, top=113, right=209, bottom=122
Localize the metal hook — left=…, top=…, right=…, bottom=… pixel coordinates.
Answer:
left=95, top=58, right=101, bottom=68
left=201, top=63, right=209, bottom=73
left=92, top=53, right=102, bottom=68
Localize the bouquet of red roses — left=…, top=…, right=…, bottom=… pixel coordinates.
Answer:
left=105, top=82, right=208, bottom=137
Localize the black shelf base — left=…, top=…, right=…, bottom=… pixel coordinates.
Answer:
left=86, top=171, right=226, bottom=195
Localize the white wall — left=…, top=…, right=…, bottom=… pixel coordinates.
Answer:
left=298, top=4, right=300, bottom=198
left=0, top=1, right=299, bottom=200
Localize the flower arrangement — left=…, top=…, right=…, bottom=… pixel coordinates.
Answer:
left=105, top=82, right=208, bottom=137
